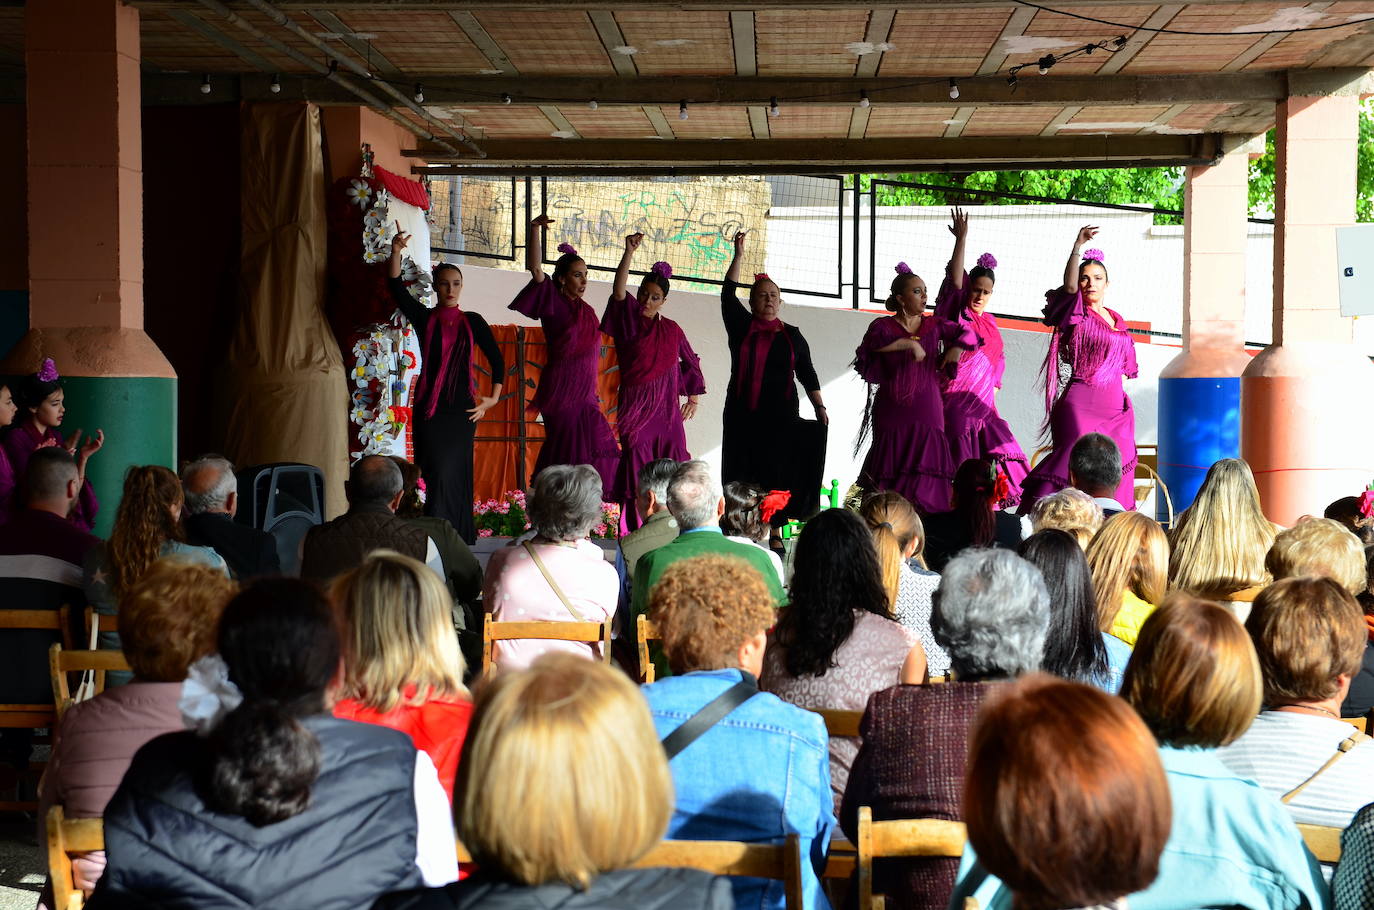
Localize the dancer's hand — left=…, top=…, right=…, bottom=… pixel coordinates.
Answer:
left=732, top=230, right=748, bottom=252
left=909, top=339, right=926, bottom=361
left=1075, top=225, right=1099, bottom=246
left=681, top=396, right=699, bottom=421
left=63, top=429, right=82, bottom=456
left=79, top=429, right=105, bottom=463
left=814, top=404, right=829, bottom=427
left=948, top=206, right=968, bottom=238
left=391, top=221, right=410, bottom=254
left=468, top=395, right=499, bottom=422
left=531, top=214, right=555, bottom=230
left=625, top=232, right=644, bottom=254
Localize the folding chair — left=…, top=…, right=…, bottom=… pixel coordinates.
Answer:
left=1298, top=823, right=1343, bottom=864
left=857, top=806, right=967, bottom=910
left=49, top=645, right=132, bottom=719
left=634, top=835, right=805, bottom=910
left=481, top=615, right=612, bottom=676
left=637, top=615, right=660, bottom=683
left=45, top=804, right=103, bottom=910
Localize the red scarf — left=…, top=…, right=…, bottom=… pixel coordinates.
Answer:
left=737, top=317, right=792, bottom=410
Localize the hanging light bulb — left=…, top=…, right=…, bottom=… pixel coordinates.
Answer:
left=588, top=99, right=598, bottom=110
left=1006, top=73, right=1018, bottom=88
left=200, top=73, right=212, bottom=95
left=948, top=79, right=960, bottom=100
left=857, top=89, right=870, bottom=109
left=1037, top=55, right=1055, bottom=75
left=678, top=99, right=689, bottom=121
left=768, top=96, right=780, bottom=118
left=501, top=93, right=512, bottom=105
left=270, top=73, right=281, bottom=94
left=414, top=83, right=425, bottom=103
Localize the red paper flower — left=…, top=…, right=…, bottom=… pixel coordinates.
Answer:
left=759, top=490, right=792, bottom=524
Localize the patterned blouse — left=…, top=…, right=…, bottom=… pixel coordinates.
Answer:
left=894, top=563, right=948, bottom=677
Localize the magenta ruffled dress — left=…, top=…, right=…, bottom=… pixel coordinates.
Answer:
left=933, top=274, right=1030, bottom=508
left=1018, top=287, right=1138, bottom=513
left=509, top=279, right=620, bottom=494
left=855, top=314, right=976, bottom=513
left=600, top=294, right=706, bottom=531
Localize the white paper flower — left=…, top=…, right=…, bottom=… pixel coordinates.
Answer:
left=347, top=180, right=373, bottom=206
left=363, top=249, right=386, bottom=263
left=179, top=654, right=243, bottom=735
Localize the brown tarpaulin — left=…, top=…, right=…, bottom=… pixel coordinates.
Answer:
left=219, top=103, right=349, bottom=519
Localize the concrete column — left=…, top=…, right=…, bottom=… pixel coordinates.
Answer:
left=3, top=0, right=176, bottom=537
left=1241, top=89, right=1374, bottom=525
left=1156, top=137, right=1253, bottom=518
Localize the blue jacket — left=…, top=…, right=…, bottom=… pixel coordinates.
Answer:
left=643, top=669, right=834, bottom=910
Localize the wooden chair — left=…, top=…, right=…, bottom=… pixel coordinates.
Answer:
left=857, top=806, right=967, bottom=910
left=481, top=615, right=612, bottom=676
left=637, top=615, right=660, bottom=684
left=49, top=645, right=132, bottom=719
left=83, top=607, right=118, bottom=640
left=812, top=708, right=863, bottom=738
left=46, top=804, right=103, bottom=910
left=0, top=607, right=71, bottom=729
left=1298, top=823, right=1342, bottom=864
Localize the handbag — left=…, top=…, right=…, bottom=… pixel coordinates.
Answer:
left=522, top=541, right=609, bottom=662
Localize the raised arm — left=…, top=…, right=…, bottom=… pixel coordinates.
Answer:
left=1063, top=224, right=1098, bottom=293
left=612, top=233, right=644, bottom=302
left=386, top=222, right=428, bottom=328
left=725, top=230, right=747, bottom=285
left=946, top=206, right=968, bottom=288
left=526, top=215, right=553, bottom=283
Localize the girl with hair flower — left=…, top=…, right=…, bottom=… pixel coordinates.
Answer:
left=601, top=233, right=706, bottom=532
left=2, top=358, right=103, bottom=530
left=509, top=216, right=620, bottom=495
left=854, top=260, right=977, bottom=514
left=1018, top=225, right=1139, bottom=514
left=933, top=208, right=1029, bottom=508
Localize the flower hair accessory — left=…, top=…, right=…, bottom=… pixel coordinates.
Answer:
left=759, top=490, right=792, bottom=524
left=753, top=272, right=771, bottom=283
left=894, top=262, right=913, bottom=275
left=1359, top=483, right=1374, bottom=519
left=178, top=654, right=243, bottom=736
left=977, top=252, right=998, bottom=270
left=1082, top=248, right=1105, bottom=263
left=992, top=466, right=1011, bottom=506
left=556, top=242, right=578, bottom=256
left=37, top=358, right=59, bottom=383
left=650, top=261, right=673, bottom=278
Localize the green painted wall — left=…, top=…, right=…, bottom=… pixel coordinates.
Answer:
left=60, top=376, right=177, bottom=539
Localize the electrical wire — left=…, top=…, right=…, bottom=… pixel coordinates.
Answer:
left=1013, top=0, right=1374, bottom=36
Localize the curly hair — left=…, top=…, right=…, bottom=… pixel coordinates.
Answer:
left=119, top=559, right=238, bottom=681
left=107, top=465, right=186, bottom=598
left=774, top=508, right=890, bottom=678
left=650, top=555, right=775, bottom=675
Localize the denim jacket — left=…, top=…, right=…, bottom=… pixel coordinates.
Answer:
left=643, top=669, right=834, bottom=910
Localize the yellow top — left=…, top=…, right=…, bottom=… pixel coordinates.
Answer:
left=1109, top=589, right=1156, bottom=647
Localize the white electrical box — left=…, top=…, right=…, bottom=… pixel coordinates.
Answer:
left=1338, top=224, right=1374, bottom=317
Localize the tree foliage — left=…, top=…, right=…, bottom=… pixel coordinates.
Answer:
left=1247, top=97, right=1374, bottom=222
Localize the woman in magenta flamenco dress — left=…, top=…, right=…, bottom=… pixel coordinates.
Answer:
left=508, top=215, right=620, bottom=495
left=932, top=208, right=1030, bottom=509
left=1018, top=225, right=1139, bottom=514
left=855, top=263, right=977, bottom=515
left=601, top=233, right=705, bottom=532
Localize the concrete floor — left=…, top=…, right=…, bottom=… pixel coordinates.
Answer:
left=0, top=818, right=43, bottom=910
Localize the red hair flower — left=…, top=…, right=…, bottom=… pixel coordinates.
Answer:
left=1359, top=484, right=1374, bottom=519
left=753, top=272, right=771, bottom=283
left=759, top=490, right=792, bottom=524
left=992, top=466, right=1011, bottom=506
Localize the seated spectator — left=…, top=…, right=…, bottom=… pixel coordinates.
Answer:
left=1169, top=458, right=1275, bottom=602
left=1086, top=511, right=1168, bottom=647
left=615, top=457, right=680, bottom=603
left=840, top=548, right=1049, bottom=910
left=0, top=378, right=17, bottom=520
left=1018, top=528, right=1129, bottom=693
left=483, top=464, right=617, bottom=674
left=762, top=508, right=924, bottom=808
left=719, top=481, right=785, bottom=585
left=89, top=578, right=458, bottom=907
left=1325, top=496, right=1374, bottom=547
left=643, top=554, right=832, bottom=910
left=1069, top=432, right=1126, bottom=517
left=39, top=560, right=236, bottom=900
left=1344, top=545, right=1374, bottom=718
left=861, top=491, right=948, bottom=678
left=1027, top=487, right=1103, bottom=549
left=1218, top=577, right=1374, bottom=829
left=949, top=675, right=1172, bottom=910
left=180, top=455, right=281, bottom=580
left=375, top=654, right=731, bottom=910
left=1267, top=518, right=1366, bottom=596
left=333, top=550, right=472, bottom=803
left=301, top=455, right=435, bottom=583
left=1335, top=802, right=1374, bottom=909
left=921, top=459, right=1023, bottom=571
left=1117, top=595, right=1328, bottom=909
left=3, top=359, right=101, bottom=531
left=390, top=456, right=481, bottom=617
left=631, top=460, right=784, bottom=621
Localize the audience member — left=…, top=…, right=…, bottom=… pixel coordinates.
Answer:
left=1267, top=518, right=1365, bottom=595
left=1086, top=510, right=1168, bottom=646
left=483, top=465, right=617, bottom=673
left=390, top=456, right=481, bottom=615
left=39, top=560, right=236, bottom=900
left=615, top=457, right=681, bottom=599
left=1027, top=487, right=1103, bottom=549
left=762, top=508, right=924, bottom=808
left=89, top=578, right=458, bottom=907
left=1325, top=496, right=1374, bottom=547
left=1068, top=432, right=1126, bottom=517
left=1018, top=529, right=1128, bottom=693
left=642, top=555, right=833, bottom=910
left=1342, top=545, right=1374, bottom=717
left=2, top=359, right=102, bottom=531
left=1169, top=458, right=1276, bottom=606
left=0, top=379, right=17, bottom=520
left=180, top=455, right=281, bottom=580
left=921, top=459, right=1023, bottom=571
left=301, top=455, right=437, bottom=583
left=719, top=481, right=785, bottom=585
left=1117, top=595, right=1328, bottom=909
left=1218, top=577, right=1374, bottom=829
left=860, top=491, right=948, bottom=677
left=949, top=675, right=1172, bottom=910
left=333, top=550, right=472, bottom=803
left=1335, top=802, right=1374, bottom=909
left=840, top=548, right=1049, bottom=910
left=375, top=654, right=731, bottom=910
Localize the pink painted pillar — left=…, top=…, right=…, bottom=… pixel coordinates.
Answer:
left=1241, top=92, right=1374, bottom=525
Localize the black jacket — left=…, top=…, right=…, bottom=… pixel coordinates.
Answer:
left=374, top=867, right=732, bottom=910
left=184, top=512, right=281, bottom=580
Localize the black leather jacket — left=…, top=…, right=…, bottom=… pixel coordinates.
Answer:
left=373, top=867, right=732, bottom=910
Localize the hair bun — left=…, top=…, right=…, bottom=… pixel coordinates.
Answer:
left=556, top=242, right=578, bottom=256
left=976, top=252, right=998, bottom=270
left=894, top=262, right=913, bottom=275
left=650, top=261, right=673, bottom=278
left=1082, top=248, right=1105, bottom=263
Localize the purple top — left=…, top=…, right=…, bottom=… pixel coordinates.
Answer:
left=854, top=314, right=977, bottom=403
left=509, top=278, right=604, bottom=415
left=934, top=273, right=1006, bottom=402
left=1042, top=287, right=1138, bottom=412
left=0, top=445, right=13, bottom=525
left=0, top=424, right=98, bottom=531
left=600, top=294, right=706, bottom=396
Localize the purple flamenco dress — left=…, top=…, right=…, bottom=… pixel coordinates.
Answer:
left=855, top=314, right=976, bottom=514
left=933, top=274, right=1030, bottom=508
left=509, top=278, right=620, bottom=494
left=1018, top=287, right=1138, bottom=513
left=600, top=294, right=706, bottom=532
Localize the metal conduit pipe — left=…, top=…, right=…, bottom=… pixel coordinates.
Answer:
left=193, top=0, right=464, bottom=157
left=241, top=0, right=487, bottom=159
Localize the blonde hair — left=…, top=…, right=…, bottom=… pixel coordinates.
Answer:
left=1087, top=512, right=1169, bottom=631
left=1030, top=489, right=1103, bottom=550
left=859, top=492, right=925, bottom=607
left=332, top=550, right=466, bottom=713
left=1168, top=459, right=1275, bottom=598
left=1266, top=518, right=1366, bottom=595
left=456, top=654, right=673, bottom=887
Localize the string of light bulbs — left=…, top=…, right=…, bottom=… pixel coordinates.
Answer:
left=1013, top=0, right=1374, bottom=35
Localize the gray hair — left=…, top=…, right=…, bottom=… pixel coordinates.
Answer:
left=932, top=549, right=1049, bottom=680
left=181, top=455, right=236, bottom=514
left=666, top=460, right=722, bottom=531
left=350, top=455, right=404, bottom=507
left=1069, top=432, right=1122, bottom=497
left=637, top=458, right=680, bottom=504
left=528, top=464, right=604, bottom=541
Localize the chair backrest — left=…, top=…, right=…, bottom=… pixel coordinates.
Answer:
left=632, top=836, right=805, bottom=910
left=812, top=708, right=863, bottom=738
left=637, top=615, right=660, bottom=684
left=0, top=607, right=72, bottom=724
left=857, top=806, right=967, bottom=910
left=45, top=804, right=104, bottom=910
left=481, top=615, right=613, bottom=676
left=49, top=645, right=132, bottom=719
left=1298, top=823, right=1342, bottom=864
left=83, top=607, right=118, bottom=640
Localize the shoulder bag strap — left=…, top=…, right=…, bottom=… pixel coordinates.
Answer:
left=523, top=541, right=587, bottom=622
left=661, top=673, right=759, bottom=760
left=1281, top=730, right=1372, bottom=804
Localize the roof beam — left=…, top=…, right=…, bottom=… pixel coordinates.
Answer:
left=128, top=0, right=1329, bottom=9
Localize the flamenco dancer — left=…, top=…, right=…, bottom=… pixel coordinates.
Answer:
left=601, top=233, right=706, bottom=532
left=932, top=208, right=1030, bottom=507
left=721, top=230, right=828, bottom=533
left=855, top=262, right=976, bottom=514
left=2, top=358, right=103, bottom=530
left=509, top=216, right=620, bottom=495
left=1019, top=225, right=1138, bottom=513
left=388, top=223, right=504, bottom=544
